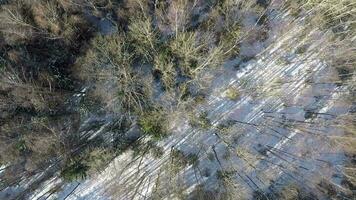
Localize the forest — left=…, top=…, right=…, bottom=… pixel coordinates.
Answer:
left=0, top=0, right=355, bottom=199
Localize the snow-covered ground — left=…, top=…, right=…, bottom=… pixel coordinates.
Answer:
left=30, top=9, right=351, bottom=200
left=5, top=4, right=353, bottom=200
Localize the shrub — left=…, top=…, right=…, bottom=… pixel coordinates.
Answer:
left=170, top=31, right=202, bottom=75
left=153, top=50, right=177, bottom=90
left=170, top=149, right=188, bottom=174
left=15, top=139, right=28, bottom=153
left=219, top=23, right=242, bottom=57
left=32, top=1, right=62, bottom=34
left=193, top=93, right=206, bottom=105
left=165, top=0, right=196, bottom=34
left=216, top=170, right=235, bottom=181
left=128, top=16, right=158, bottom=61
left=192, top=43, right=225, bottom=74
left=150, top=145, right=164, bottom=158
left=224, top=87, right=239, bottom=101
left=295, top=44, right=309, bottom=54
left=138, top=109, right=169, bottom=140
left=75, top=34, right=151, bottom=112
left=0, top=4, right=35, bottom=44
left=277, top=184, right=299, bottom=200
left=189, top=111, right=211, bottom=129
left=61, top=159, right=89, bottom=181
left=216, top=120, right=236, bottom=134
left=131, top=140, right=163, bottom=158
left=170, top=31, right=226, bottom=77
left=83, top=148, right=115, bottom=175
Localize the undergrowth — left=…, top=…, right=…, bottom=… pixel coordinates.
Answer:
left=0, top=0, right=354, bottom=199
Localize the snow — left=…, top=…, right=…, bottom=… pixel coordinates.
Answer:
left=3, top=2, right=353, bottom=200
left=53, top=11, right=352, bottom=199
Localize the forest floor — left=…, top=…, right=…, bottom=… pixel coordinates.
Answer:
left=25, top=6, right=354, bottom=200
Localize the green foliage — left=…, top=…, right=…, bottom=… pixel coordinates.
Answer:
left=83, top=148, right=115, bottom=175
left=189, top=111, right=211, bottom=129
left=61, top=159, right=89, bottom=181
left=1, top=0, right=354, bottom=198
left=295, top=44, right=309, bottom=54
left=216, top=120, right=236, bottom=134
left=224, top=87, right=240, bottom=101
left=15, top=139, right=28, bottom=153
left=216, top=170, right=235, bottom=181
left=193, top=94, right=207, bottom=105
left=138, top=109, right=168, bottom=140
